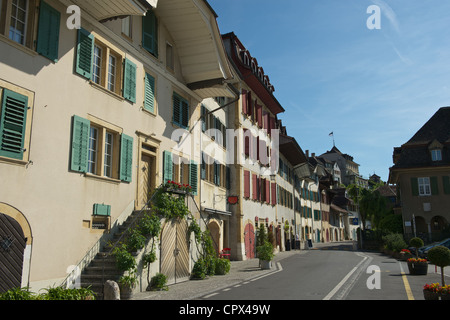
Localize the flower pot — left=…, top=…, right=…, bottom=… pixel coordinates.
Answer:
left=407, top=261, right=428, bottom=275
left=259, top=260, right=272, bottom=270
left=440, top=294, right=450, bottom=301
left=120, top=286, right=134, bottom=300
left=423, top=290, right=439, bottom=300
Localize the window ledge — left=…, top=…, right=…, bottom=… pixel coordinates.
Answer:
left=89, top=81, right=125, bottom=101
left=0, top=156, right=29, bottom=166
left=85, top=173, right=121, bottom=184
left=0, top=34, right=38, bottom=57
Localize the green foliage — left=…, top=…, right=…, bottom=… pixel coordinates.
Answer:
left=0, top=286, right=96, bottom=300
left=0, top=287, right=37, bottom=300
left=192, top=258, right=207, bottom=279
left=256, top=241, right=274, bottom=261
left=143, top=249, right=157, bottom=266
left=112, top=244, right=137, bottom=272
left=139, top=212, right=161, bottom=238
left=428, top=246, right=450, bottom=286
left=379, top=214, right=403, bottom=234
left=149, top=273, right=168, bottom=291
left=383, top=233, right=407, bottom=252
left=215, top=258, right=231, bottom=275
left=152, top=188, right=190, bottom=220
left=256, top=224, right=268, bottom=247
left=189, top=219, right=202, bottom=242
left=118, top=271, right=138, bottom=289
left=428, top=246, right=450, bottom=268
left=409, top=237, right=424, bottom=248
left=128, top=228, right=146, bottom=252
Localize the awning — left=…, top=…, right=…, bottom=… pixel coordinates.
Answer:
left=203, top=207, right=232, bottom=216
left=70, top=0, right=152, bottom=21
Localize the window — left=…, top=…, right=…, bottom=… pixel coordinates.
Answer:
left=431, top=149, right=442, bottom=161
left=0, top=0, right=60, bottom=61
left=143, top=72, right=155, bottom=113
left=166, top=42, right=173, bottom=71
left=162, top=150, right=198, bottom=195
left=121, top=16, right=132, bottom=39
left=418, top=177, right=431, bottom=196
left=142, top=9, right=157, bottom=57
left=75, top=29, right=134, bottom=101
left=71, top=115, right=133, bottom=183
left=9, top=0, right=28, bottom=45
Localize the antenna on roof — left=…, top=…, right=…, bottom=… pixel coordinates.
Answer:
left=329, top=131, right=335, bottom=147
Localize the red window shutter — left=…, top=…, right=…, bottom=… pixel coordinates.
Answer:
left=244, top=170, right=250, bottom=198
left=252, top=173, right=257, bottom=200
left=271, top=182, right=276, bottom=205
left=244, top=129, right=250, bottom=156
left=256, top=103, right=262, bottom=128
left=242, top=89, right=248, bottom=115
left=263, top=113, right=269, bottom=132
left=247, top=91, right=253, bottom=116
left=257, top=177, right=262, bottom=201
left=256, top=136, right=260, bottom=161
left=265, top=179, right=270, bottom=204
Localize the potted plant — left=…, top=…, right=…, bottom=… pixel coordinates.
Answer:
left=399, top=249, right=412, bottom=261
left=439, top=285, right=450, bottom=300
left=407, top=257, right=428, bottom=275
left=428, top=245, right=450, bottom=287
left=407, top=237, right=428, bottom=275
left=215, top=258, right=231, bottom=275
left=409, top=237, right=424, bottom=259
left=118, top=271, right=138, bottom=300
left=423, top=283, right=440, bottom=300
left=256, top=241, right=274, bottom=269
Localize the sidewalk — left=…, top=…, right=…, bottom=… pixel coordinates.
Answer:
left=132, top=249, right=304, bottom=300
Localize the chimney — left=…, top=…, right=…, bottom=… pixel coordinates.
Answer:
left=312, top=153, right=315, bottom=157
left=305, top=150, right=309, bottom=158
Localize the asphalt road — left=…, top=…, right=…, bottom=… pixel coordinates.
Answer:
left=200, top=243, right=448, bottom=301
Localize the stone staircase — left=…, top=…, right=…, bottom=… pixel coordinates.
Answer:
left=79, top=210, right=144, bottom=300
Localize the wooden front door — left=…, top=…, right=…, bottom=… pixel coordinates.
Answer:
left=138, top=154, right=154, bottom=209
left=244, top=223, right=255, bottom=260
left=0, top=213, right=26, bottom=293
left=160, top=219, right=190, bottom=285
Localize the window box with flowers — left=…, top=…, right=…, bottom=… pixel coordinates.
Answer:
left=423, top=283, right=440, bottom=300
left=399, top=249, right=412, bottom=261
left=407, top=258, right=428, bottom=275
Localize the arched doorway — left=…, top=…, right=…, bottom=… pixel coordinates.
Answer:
left=160, top=218, right=190, bottom=285
left=244, top=223, right=255, bottom=260
left=0, top=204, right=32, bottom=293
left=208, top=220, right=221, bottom=254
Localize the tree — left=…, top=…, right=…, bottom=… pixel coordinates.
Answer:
left=428, top=246, right=450, bottom=286
left=346, top=184, right=389, bottom=230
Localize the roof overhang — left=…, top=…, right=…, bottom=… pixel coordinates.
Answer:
left=279, top=134, right=307, bottom=167
left=223, top=33, right=284, bottom=115
left=70, top=0, right=153, bottom=21
left=156, top=0, right=234, bottom=97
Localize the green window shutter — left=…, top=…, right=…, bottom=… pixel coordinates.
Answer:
left=93, top=204, right=111, bottom=216
left=0, top=89, right=28, bottom=160
left=189, top=160, right=198, bottom=195
left=120, top=134, right=134, bottom=182
left=142, top=10, right=158, bottom=57
left=75, top=28, right=94, bottom=79
left=411, top=178, right=419, bottom=196
left=443, top=176, right=450, bottom=195
left=144, top=72, right=155, bottom=112
left=163, top=151, right=173, bottom=184
left=201, top=105, right=206, bottom=132
left=173, top=93, right=189, bottom=129
left=36, top=1, right=60, bottom=61
left=430, top=176, right=439, bottom=195
left=123, top=59, right=137, bottom=103
left=70, top=115, right=90, bottom=172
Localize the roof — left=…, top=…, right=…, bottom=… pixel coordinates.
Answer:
left=390, top=107, right=450, bottom=173
left=279, top=134, right=307, bottom=166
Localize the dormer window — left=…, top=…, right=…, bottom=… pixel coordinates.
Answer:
left=431, top=149, right=442, bottom=161
left=428, top=139, right=443, bottom=162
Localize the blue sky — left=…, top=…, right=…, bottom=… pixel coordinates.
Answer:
left=207, top=0, right=450, bottom=182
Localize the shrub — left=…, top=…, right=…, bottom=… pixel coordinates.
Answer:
left=256, top=241, right=274, bottom=261
left=215, top=258, right=231, bottom=275
left=382, top=233, right=407, bottom=252
left=112, top=244, right=137, bottom=271
left=409, top=237, right=424, bottom=258
left=149, top=273, right=168, bottom=291
left=191, top=258, right=207, bottom=280
left=428, top=246, right=450, bottom=286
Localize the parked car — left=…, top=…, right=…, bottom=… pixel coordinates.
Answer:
left=418, top=238, right=450, bottom=259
